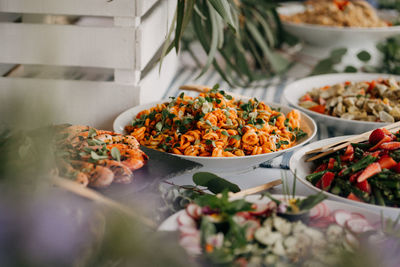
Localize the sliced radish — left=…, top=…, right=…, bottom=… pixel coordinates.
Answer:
left=177, top=212, right=197, bottom=228
left=310, top=203, right=324, bottom=219
left=362, top=224, right=375, bottom=232
left=346, top=218, right=372, bottom=233
left=321, top=203, right=331, bottom=218
left=333, top=210, right=352, bottom=226
left=179, top=235, right=202, bottom=255
left=309, top=219, right=331, bottom=228
left=249, top=203, right=271, bottom=216
left=186, top=204, right=202, bottom=220
left=194, top=205, right=203, bottom=219
left=236, top=211, right=252, bottom=220
left=179, top=225, right=200, bottom=237
left=350, top=212, right=366, bottom=220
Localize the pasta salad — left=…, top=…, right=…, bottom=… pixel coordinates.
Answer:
left=125, top=86, right=306, bottom=157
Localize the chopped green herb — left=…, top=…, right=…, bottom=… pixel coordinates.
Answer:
left=155, top=122, right=163, bottom=132
left=88, top=128, right=97, bottom=138
left=221, top=130, right=229, bottom=136
left=231, top=135, right=241, bottom=140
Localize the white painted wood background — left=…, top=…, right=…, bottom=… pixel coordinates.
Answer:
left=0, top=0, right=178, bottom=129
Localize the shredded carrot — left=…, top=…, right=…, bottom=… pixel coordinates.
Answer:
left=205, top=244, right=214, bottom=253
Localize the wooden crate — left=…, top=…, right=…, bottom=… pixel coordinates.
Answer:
left=0, top=0, right=178, bottom=129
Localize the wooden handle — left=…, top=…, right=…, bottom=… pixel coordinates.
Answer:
left=179, top=84, right=210, bottom=93
left=51, top=176, right=156, bottom=228
left=305, top=122, right=400, bottom=162
left=229, top=179, right=282, bottom=198
left=179, top=84, right=250, bottom=100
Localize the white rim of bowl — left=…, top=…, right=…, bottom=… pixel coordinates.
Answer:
left=114, top=101, right=317, bottom=161
left=281, top=20, right=400, bottom=32
left=289, top=136, right=400, bottom=212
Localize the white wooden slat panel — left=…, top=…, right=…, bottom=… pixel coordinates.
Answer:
left=0, top=0, right=135, bottom=17
left=136, top=0, right=159, bottom=17
left=0, top=23, right=135, bottom=69
left=0, top=63, right=14, bottom=76
left=0, top=77, right=140, bottom=129
left=0, top=12, right=20, bottom=22
left=136, top=0, right=176, bottom=70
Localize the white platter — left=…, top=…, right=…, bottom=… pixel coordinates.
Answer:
left=282, top=73, right=400, bottom=134
left=158, top=194, right=381, bottom=231
left=113, top=100, right=317, bottom=173
left=290, top=136, right=400, bottom=219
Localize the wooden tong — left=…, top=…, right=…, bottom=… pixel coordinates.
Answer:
left=229, top=179, right=282, bottom=198
left=179, top=84, right=249, bottom=100
left=305, top=121, right=400, bottom=162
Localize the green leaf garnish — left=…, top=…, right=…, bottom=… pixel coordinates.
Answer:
left=111, top=147, right=121, bottom=162
left=90, top=151, right=108, bottom=161
left=193, top=172, right=240, bottom=194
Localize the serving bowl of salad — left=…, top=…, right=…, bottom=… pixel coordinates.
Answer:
left=114, top=87, right=317, bottom=173
left=290, top=127, right=400, bottom=218
left=159, top=192, right=383, bottom=265
left=283, top=73, right=400, bottom=134
left=278, top=1, right=400, bottom=47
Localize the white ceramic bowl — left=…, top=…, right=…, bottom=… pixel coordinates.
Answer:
left=290, top=136, right=400, bottom=219
left=159, top=194, right=381, bottom=231
left=278, top=3, right=400, bottom=48
left=283, top=73, right=400, bottom=134
left=113, top=100, right=317, bottom=173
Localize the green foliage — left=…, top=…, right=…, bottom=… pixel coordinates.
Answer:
left=344, top=65, right=358, bottom=73
left=357, top=50, right=372, bottom=62
left=310, top=35, right=400, bottom=75
left=160, top=0, right=292, bottom=86
left=310, top=48, right=347, bottom=75
left=193, top=172, right=241, bottom=194
left=375, top=35, right=400, bottom=74
left=195, top=190, right=252, bottom=215
left=378, top=0, right=400, bottom=11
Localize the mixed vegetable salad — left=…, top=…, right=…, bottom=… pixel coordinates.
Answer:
left=174, top=192, right=377, bottom=266
left=299, top=78, right=400, bottom=123
left=307, top=128, right=400, bottom=207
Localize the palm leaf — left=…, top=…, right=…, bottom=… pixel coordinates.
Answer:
left=207, top=0, right=237, bottom=31
left=246, top=20, right=290, bottom=74
left=159, top=8, right=178, bottom=72
left=196, top=3, right=219, bottom=78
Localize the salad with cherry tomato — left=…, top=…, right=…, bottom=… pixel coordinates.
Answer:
left=307, top=128, right=400, bottom=207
